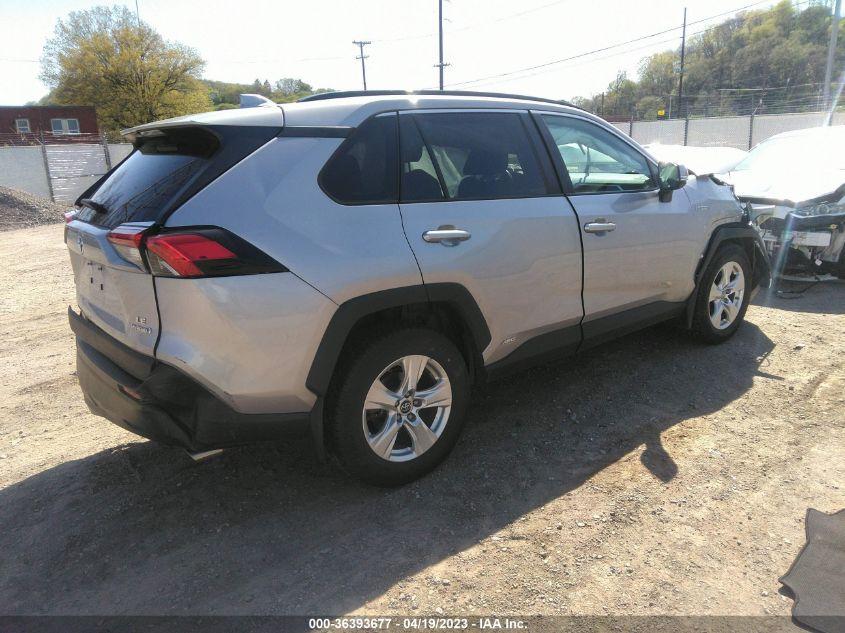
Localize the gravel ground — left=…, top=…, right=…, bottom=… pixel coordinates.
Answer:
left=0, top=223, right=842, bottom=619
left=0, top=187, right=67, bottom=231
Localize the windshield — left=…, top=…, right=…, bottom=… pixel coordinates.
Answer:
left=734, top=132, right=845, bottom=172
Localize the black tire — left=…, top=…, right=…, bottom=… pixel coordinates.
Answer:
left=691, top=243, right=752, bottom=344
left=328, top=328, right=470, bottom=486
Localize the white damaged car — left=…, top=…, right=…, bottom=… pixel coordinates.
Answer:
left=723, top=126, right=845, bottom=278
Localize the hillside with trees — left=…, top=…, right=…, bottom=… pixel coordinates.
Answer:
left=572, top=0, right=844, bottom=120
left=203, top=78, right=334, bottom=110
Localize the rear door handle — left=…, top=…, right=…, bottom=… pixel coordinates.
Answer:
left=423, top=228, right=471, bottom=245
left=583, top=221, right=616, bottom=234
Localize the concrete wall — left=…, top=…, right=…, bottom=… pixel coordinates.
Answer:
left=0, top=146, right=52, bottom=198
left=0, top=141, right=133, bottom=202
left=624, top=111, right=845, bottom=150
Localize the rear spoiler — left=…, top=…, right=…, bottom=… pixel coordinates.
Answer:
left=120, top=101, right=284, bottom=140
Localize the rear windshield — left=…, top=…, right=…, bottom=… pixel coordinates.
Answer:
left=77, top=128, right=218, bottom=228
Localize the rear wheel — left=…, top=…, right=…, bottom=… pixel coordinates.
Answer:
left=329, top=329, right=469, bottom=486
left=691, top=244, right=752, bottom=343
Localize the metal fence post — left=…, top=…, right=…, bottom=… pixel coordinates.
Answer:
left=629, top=115, right=634, bottom=137
left=748, top=112, right=755, bottom=150
left=683, top=116, right=690, bottom=146
left=101, top=134, right=112, bottom=171
left=39, top=131, right=55, bottom=203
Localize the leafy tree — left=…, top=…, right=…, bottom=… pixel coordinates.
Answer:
left=275, top=78, right=313, bottom=96
left=40, top=5, right=211, bottom=133
left=201, top=78, right=334, bottom=106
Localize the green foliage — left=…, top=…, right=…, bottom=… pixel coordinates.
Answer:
left=203, top=77, right=334, bottom=106
left=40, top=5, right=212, bottom=133
left=573, top=1, right=844, bottom=119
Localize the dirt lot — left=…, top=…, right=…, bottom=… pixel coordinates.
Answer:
left=0, top=223, right=842, bottom=618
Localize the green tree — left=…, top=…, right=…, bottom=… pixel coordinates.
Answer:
left=577, top=0, right=844, bottom=118
left=40, top=5, right=211, bottom=133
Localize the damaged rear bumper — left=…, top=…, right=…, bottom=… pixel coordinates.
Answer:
left=70, top=307, right=310, bottom=451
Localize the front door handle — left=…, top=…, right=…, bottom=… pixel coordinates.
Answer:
left=583, top=221, right=617, bottom=234
left=423, top=228, right=471, bottom=245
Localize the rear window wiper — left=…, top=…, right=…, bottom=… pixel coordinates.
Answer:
left=79, top=198, right=109, bottom=215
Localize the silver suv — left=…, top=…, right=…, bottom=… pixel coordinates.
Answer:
left=65, top=91, right=770, bottom=485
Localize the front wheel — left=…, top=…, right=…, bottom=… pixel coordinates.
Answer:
left=328, top=329, right=470, bottom=486
left=691, top=244, right=752, bottom=343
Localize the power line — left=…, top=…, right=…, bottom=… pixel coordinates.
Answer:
left=371, top=0, right=572, bottom=43
left=448, top=1, right=811, bottom=93
left=444, top=0, right=779, bottom=88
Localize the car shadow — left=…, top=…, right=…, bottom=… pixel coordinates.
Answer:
left=0, top=322, right=776, bottom=615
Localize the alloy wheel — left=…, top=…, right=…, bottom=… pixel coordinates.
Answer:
left=362, top=355, right=452, bottom=462
left=708, top=261, right=745, bottom=330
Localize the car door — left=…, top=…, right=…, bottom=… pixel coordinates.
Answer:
left=535, top=112, right=701, bottom=342
left=398, top=109, right=583, bottom=367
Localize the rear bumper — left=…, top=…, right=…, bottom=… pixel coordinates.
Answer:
left=70, top=307, right=310, bottom=451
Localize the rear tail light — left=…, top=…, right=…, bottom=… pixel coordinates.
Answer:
left=107, top=224, right=286, bottom=278
left=146, top=233, right=238, bottom=277
left=107, top=224, right=147, bottom=269
left=64, top=210, right=78, bottom=223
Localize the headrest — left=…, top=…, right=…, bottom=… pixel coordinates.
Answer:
left=463, top=149, right=508, bottom=176
left=401, top=138, right=425, bottom=163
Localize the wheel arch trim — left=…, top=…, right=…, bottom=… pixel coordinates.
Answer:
left=305, top=283, right=491, bottom=398
left=684, top=222, right=772, bottom=328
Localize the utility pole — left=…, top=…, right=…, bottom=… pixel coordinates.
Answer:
left=134, top=0, right=141, bottom=27
left=434, top=0, right=450, bottom=90
left=678, top=7, right=687, bottom=117
left=823, top=0, right=842, bottom=110
left=353, top=40, right=371, bottom=91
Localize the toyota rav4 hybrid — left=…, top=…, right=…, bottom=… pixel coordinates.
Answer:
left=65, top=91, right=771, bottom=485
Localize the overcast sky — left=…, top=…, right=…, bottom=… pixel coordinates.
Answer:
left=1, top=0, right=788, bottom=105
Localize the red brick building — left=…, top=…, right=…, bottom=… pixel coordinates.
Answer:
left=0, top=105, right=99, bottom=144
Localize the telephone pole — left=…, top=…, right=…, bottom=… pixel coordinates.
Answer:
left=678, top=7, right=687, bottom=117
left=823, top=0, right=842, bottom=110
left=353, top=40, right=371, bottom=91
left=434, top=0, right=450, bottom=90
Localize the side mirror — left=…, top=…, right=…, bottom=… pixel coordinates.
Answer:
left=658, top=161, right=688, bottom=202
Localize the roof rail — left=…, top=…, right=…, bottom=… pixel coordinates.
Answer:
left=297, top=90, right=577, bottom=108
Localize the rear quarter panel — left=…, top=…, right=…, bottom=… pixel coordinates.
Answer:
left=155, top=272, right=336, bottom=414
left=165, top=136, right=423, bottom=303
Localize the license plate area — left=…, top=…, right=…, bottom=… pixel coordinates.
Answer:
left=790, top=231, right=831, bottom=247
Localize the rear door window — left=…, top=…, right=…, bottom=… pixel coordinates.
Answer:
left=399, top=116, right=444, bottom=202
left=320, top=114, right=398, bottom=204
left=405, top=111, right=553, bottom=202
